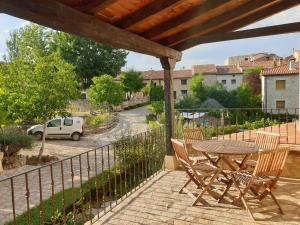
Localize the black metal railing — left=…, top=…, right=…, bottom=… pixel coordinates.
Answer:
left=175, top=108, right=300, bottom=144
left=1, top=126, right=165, bottom=225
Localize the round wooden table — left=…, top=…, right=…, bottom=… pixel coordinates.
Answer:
left=192, top=140, right=259, bottom=171
left=192, top=140, right=259, bottom=155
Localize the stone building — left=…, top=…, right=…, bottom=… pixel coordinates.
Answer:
left=261, top=61, right=299, bottom=113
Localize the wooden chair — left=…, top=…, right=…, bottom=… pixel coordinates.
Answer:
left=236, top=131, right=280, bottom=169
left=171, top=138, right=221, bottom=206
left=183, top=128, right=216, bottom=164
left=230, top=146, right=290, bottom=220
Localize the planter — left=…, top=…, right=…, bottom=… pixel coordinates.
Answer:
left=84, top=116, right=119, bottom=135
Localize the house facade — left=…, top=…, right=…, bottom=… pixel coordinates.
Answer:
left=261, top=61, right=299, bottom=113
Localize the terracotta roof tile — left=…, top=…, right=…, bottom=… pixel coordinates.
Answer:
left=261, top=63, right=299, bottom=76
left=192, top=64, right=217, bottom=74
left=216, top=65, right=242, bottom=74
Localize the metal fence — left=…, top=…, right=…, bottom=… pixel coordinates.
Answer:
left=1, top=127, right=165, bottom=225
left=175, top=108, right=300, bottom=144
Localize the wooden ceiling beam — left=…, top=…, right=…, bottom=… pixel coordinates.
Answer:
left=141, top=0, right=231, bottom=40
left=80, top=0, right=118, bottom=14
left=116, top=0, right=183, bottom=29
left=0, top=0, right=182, bottom=60
left=175, top=0, right=300, bottom=50
left=159, top=0, right=279, bottom=47
left=175, top=22, right=300, bottom=50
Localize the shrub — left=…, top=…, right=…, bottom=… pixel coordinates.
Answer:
left=0, top=126, right=33, bottom=155
left=148, top=101, right=164, bottom=117
left=149, top=86, right=164, bottom=101
left=85, top=113, right=113, bottom=128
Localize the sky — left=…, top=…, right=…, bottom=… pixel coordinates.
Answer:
left=0, top=5, right=300, bottom=71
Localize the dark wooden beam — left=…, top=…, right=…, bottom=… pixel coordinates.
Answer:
left=160, top=57, right=176, bottom=156
left=141, top=0, right=230, bottom=40
left=80, top=0, right=118, bottom=14
left=116, top=0, right=183, bottom=29
left=199, top=0, right=300, bottom=39
left=0, top=0, right=182, bottom=61
left=175, top=22, right=300, bottom=50
left=159, top=0, right=278, bottom=47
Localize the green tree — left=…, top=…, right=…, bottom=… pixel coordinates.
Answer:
left=233, top=84, right=261, bottom=108
left=5, top=24, right=50, bottom=62
left=150, top=85, right=164, bottom=101
left=243, top=67, right=262, bottom=95
left=190, top=73, right=207, bottom=103
left=51, top=32, right=128, bottom=87
left=0, top=53, right=79, bottom=160
left=121, top=69, right=145, bottom=99
left=89, top=75, right=125, bottom=109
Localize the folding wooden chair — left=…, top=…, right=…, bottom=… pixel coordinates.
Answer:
left=183, top=128, right=216, bottom=165
left=230, top=146, right=290, bottom=220
left=171, top=138, right=221, bottom=206
left=235, top=131, right=280, bottom=170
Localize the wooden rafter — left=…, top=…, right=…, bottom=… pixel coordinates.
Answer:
left=141, top=0, right=231, bottom=40
left=80, top=0, right=118, bottom=14
left=175, top=0, right=300, bottom=50
left=0, top=0, right=182, bottom=60
left=175, top=22, right=300, bottom=50
left=160, top=0, right=280, bottom=47
left=116, top=0, right=184, bottom=29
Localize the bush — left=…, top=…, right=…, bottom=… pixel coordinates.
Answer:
left=85, top=113, right=113, bottom=128
left=148, top=101, right=164, bottom=117
left=149, top=86, right=164, bottom=101
left=0, top=126, right=33, bottom=155
left=175, top=95, right=199, bottom=109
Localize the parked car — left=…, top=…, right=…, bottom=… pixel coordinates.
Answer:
left=27, top=117, right=84, bottom=141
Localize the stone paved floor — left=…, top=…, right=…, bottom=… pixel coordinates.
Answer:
left=92, top=170, right=300, bottom=225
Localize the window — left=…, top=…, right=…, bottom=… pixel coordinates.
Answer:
left=276, top=80, right=286, bottom=90
left=181, top=79, right=187, bottom=85
left=173, top=91, right=177, bottom=99
left=276, top=100, right=285, bottom=109
left=181, top=90, right=187, bottom=96
left=47, top=119, right=61, bottom=127
left=221, top=80, right=226, bottom=84
left=231, top=79, right=236, bottom=84
left=64, top=118, right=73, bottom=126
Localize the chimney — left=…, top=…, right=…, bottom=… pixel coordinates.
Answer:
left=289, top=59, right=296, bottom=71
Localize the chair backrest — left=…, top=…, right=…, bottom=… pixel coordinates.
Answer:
left=253, top=146, right=289, bottom=177
left=183, top=128, right=204, bottom=145
left=171, top=138, right=191, bottom=166
left=255, top=131, right=280, bottom=151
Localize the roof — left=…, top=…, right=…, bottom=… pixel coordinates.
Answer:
left=261, top=63, right=299, bottom=76
left=192, top=64, right=242, bottom=75
left=200, top=98, right=224, bottom=109
left=142, top=69, right=192, bottom=80
left=2, top=0, right=300, bottom=60
left=239, top=60, right=276, bottom=70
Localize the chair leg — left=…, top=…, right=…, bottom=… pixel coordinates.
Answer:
left=218, top=179, right=233, bottom=203
left=179, top=178, right=192, bottom=194
left=269, top=191, right=284, bottom=214
left=232, top=177, right=255, bottom=221
left=193, top=171, right=220, bottom=206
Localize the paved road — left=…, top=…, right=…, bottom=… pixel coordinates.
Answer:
left=0, top=106, right=150, bottom=224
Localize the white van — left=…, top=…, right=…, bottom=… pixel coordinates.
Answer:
left=27, top=117, right=84, bottom=141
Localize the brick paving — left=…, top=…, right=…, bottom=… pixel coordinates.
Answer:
left=92, top=170, right=300, bottom=225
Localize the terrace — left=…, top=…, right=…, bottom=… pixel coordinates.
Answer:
left=1, top=0, right=300, bottom=225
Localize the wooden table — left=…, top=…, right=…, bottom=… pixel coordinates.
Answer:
left=192, top=140, right=259, bottom=202
left=192, top=140, right=259, bottom=171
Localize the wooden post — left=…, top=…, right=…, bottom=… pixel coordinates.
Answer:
left=160, top=57, right=178, bottom=170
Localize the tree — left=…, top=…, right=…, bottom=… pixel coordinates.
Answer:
left=243, top=67, right=262, bottom=95
left=89, top=75, right=125, bottom=109
left=150, top=85, right=164, bottom=101
left=5, top=24, right=50, bottom=62
left=233, top=84, right=261, bottom=108
left=51, top=32, right=128, bottom=87
left=120, top=69, right=145, bottom=99
left=0, top=53, right=79, bottom=160
left=190, top=73, right=207, bottom=103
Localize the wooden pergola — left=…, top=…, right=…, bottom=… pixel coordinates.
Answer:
left=1, top=0, right=300, bottom=165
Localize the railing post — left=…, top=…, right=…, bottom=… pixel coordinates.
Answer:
left=160, top=57, right=178, bottom=170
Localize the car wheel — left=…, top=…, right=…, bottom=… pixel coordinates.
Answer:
left=72, top=132, right=81, bottom=141
left=33, top=131, right=43, bottom=140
